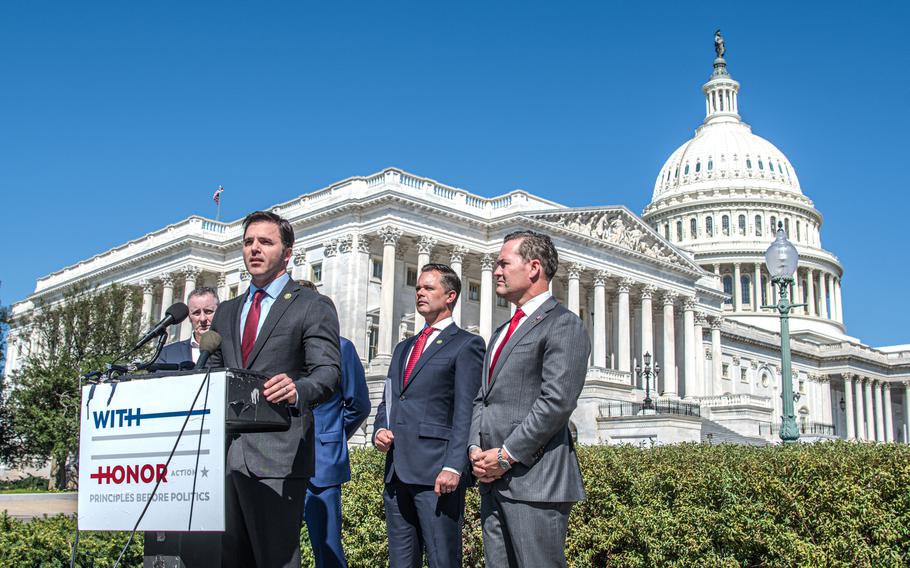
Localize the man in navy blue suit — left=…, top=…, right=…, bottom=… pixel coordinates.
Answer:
left=297, top=280, right=371, bottom=568
left=156, top=286, right=219, bottom=365
left=374, top=263, right=485, bottom=568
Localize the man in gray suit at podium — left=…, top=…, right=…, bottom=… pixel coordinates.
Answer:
left=209, top=210, right=341, bottom=567
left=469, top=230, right=590, bottom=568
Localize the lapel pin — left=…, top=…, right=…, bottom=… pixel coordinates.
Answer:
left=436, top=339, right=443, bottom=344
left=283, top=293, right=292, bottom=300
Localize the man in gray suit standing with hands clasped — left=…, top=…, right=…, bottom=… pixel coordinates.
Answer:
left=469, top=230, right=590, bottom=567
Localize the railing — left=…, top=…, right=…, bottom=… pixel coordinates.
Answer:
left=599, top=400, right=701, bottom=418
left=201, top=221, right=226, bottom=233
left=759, top=422, right=836, bottom=437
left=699, top=394, right=772, bottom=408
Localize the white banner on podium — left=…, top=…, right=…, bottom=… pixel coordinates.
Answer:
left=78, top=371, right=226, bottom=531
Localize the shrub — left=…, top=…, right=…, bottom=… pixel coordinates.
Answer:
left=2, top=442, right=908, bottom=567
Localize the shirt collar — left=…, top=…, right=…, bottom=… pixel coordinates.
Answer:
left=517, top=290, right=552, bottom=316
left=190, top=336, right=200, bottom=349
left=427, top=317, right=454, bottom=332
left=248, top=272, right=290, bottom=301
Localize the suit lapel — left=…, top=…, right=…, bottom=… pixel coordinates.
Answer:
left=483, top=323, right=508, bottom=396
left=402, top=325, right=458, bottom=393
left=229, top=294, right=245, bottom=368
left=488, top=297, right=558, bottom=390
left=245, top=280, right=299, bottom=369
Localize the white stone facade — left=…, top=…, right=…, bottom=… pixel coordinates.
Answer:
left=6, top=45, right=910, bottom=446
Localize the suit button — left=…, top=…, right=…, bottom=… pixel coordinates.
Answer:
left=483, top=400, right=489, bottom=407
left=399, top=395, right=406, bottom=401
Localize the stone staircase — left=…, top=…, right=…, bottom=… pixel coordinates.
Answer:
left=700, top=418, right=769, bottom=446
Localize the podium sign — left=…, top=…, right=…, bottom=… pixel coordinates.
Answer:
left=78, top=371, right=226, bottom=531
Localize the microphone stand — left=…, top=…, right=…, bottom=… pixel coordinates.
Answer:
left=81, top=332, right=169, bottom=384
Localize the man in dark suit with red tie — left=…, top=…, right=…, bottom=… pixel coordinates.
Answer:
left=373, top=263, right=485, bottom=568
left=209, top=211, right=341, bottom=567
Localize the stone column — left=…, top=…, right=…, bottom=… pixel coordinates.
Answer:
left=617, top=278, right=632, bottom=373
left=854, top=377, right=867, bottom=440
left=682, top=297, right=696, bottom=399
left=792, top=269, right=802, bottom=315
left=159, top=274, right=176, bottom=320
left=843, top=373, right=856, bottom=440
left=449, top=246, right=467, bottom=327
left=806, top=268, right=816, bottom=316
left=733, top=263, right=742, bottom=311
left=414, top=236, right=437, bottom=330
left=640, top=285, right=655, bottom=369
left=217, top=272, right=229, bottom=302
left=864, top=378, right=875, bottom=441
left=753, top=263, right=762, bottom=310
left=834, top=278, right=844, bottom=323
left=820, top=375, right=833, bottom=427
left=662, top=292, right=678, bottom=397
left=817, top=271, right=828, bottom=319
left=874, top=381, right=885, bottom=441
left=377, top=226, right=402, bottom=359
left=904, top=382, right=910, bottom=443
left=592, top=271, right=607, bottom=368
left=292, top=248, right=308, bottom=281
left=178, top=268, right=200, bottom=340
left=709, top=317, right=723, bottom=397
left=883, top=383, right=894, bottom=442
left=693, top=313, right=706, bottom=397
left=479, top=254, right=495, bottom=342
left=140, top=281, right=155, bottom=327
left=567, top=263, right=583, bottom=316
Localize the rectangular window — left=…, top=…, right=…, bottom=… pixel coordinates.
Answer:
left=229, top=285, right=238, bottom=299
left=496, top=296, right=508, bottom=308
left=468, top=281, right=480, bottom=302
left=722, top=363, right=730, bottom=379
left=371, top=258, right=383, bottom=280
left=406, top=266, right=418, bottom=287
left=311, top=262, right=323, bottom=284
left=740, top=368, right=748, bottom=383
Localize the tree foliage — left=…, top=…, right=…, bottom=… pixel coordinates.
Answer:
left=2, top=285, right=147, bottom=487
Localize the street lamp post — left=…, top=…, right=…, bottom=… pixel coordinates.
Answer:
left=763, top=222, right=806, bottom=443
left=635, top=351, right=660, bottom=411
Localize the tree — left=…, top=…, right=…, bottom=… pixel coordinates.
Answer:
left=4, top=284, right=148, bottom=489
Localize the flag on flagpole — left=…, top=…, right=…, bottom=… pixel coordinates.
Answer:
left=213, top=185, right=224, bottom=204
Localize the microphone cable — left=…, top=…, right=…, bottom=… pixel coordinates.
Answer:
left=111, top=367, right=213, bottom=568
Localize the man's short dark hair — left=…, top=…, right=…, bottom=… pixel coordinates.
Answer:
left=420, top=263, right=461, bottom=306
left=503, top=230, right=559, bottom=280
left=242, top=210, right=295, bottom=250
left=297, top=279, right=318, bottom=292
left=187, top=286, right=219, bottom=305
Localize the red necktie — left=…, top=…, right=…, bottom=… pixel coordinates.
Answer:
left=488, top=308, right=525, bottom=381
left=403, top=327, right=436, bottom=387
left=240, top=289, right=266, bottom=367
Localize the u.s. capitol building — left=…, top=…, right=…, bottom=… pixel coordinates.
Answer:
left=6, top=43, right=910, bottom=446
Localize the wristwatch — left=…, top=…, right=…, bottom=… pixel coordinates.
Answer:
left=496, top=448, right=512, bottom=471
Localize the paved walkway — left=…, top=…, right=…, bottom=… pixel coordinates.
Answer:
left=0, top=492, right=77, bottom=520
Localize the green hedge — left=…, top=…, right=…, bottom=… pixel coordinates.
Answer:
left=3, top=442, right=908, bottom=567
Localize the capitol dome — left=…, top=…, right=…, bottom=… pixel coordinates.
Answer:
left=651, top=55, right=802, bottom=202
left=642, top=35, right=847, bottom=341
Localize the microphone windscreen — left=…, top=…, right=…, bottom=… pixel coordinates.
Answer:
left=198, top=330, right=222, bottom=353
left=165, top=302, right=189, bottom=324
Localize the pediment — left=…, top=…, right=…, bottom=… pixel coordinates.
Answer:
left=523, top=207, right=700, bottom=271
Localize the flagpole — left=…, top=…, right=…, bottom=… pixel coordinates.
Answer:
left=216, top=199, right=222, bottom=222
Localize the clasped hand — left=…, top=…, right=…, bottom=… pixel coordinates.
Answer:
left=470, top=447, right=511, bottom=484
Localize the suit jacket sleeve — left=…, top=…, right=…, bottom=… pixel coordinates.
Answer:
left=295, top=294, right=342, bottom=407
left=340, top=339, right=371, bottom=439
left=206, top=307, right=226, bottom=368
left=502, top=311, right=590, bottom=466
left=468, top=361, right=486, bottom=451
left=444, top=334, right=485, bottom=473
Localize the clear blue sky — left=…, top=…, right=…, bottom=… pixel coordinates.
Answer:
left=1, top=1, right=908, bottom=347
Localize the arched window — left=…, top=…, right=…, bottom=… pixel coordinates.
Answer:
left=722, top=215, right=730, bottom=236
left=706, top=216, right=714, bottom=237
left=684, top=164, right=690, bottom=175
left=796, top=221, right=801, bottom=242
left=746, top=158, right=752, bottom=169
left=695, top=161, right=701, bottom=173
left=770, top=215, right=777, bottom=233
left=722, top=275, right=733, bottom=304
left=755, top=215, right=763, bottom=237
left=784, top=218, right=790, bottom=236
left=758, top=159, right=764, bottom=170
left=707, top=159, right=714, bottom=171
left=801, top=280, right=809, bottom=304
left=675, top=167, right=679, bottom=178
left=761, top=274, right=768, bottom=306
left=676, top=221, right=683, bottom=241
left=664, top=224, right=670, bottom=240
left=741, top=275, right=751, bottom=305
left=738, top=214, right=746, bottom=236
left=690, top=218, right=697, bottom=238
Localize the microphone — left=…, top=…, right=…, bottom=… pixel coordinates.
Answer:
left=195, top=330, right=222, bottom=369
left=135, top=303, right=189, bottom=350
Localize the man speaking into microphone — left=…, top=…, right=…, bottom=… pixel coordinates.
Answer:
left=208, top=210, right=341, bottom=567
